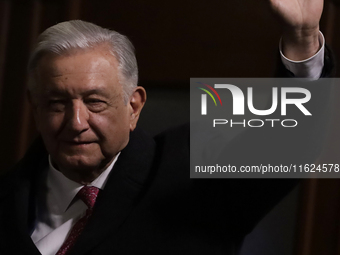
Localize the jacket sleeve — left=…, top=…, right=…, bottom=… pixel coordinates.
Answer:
left=189, top=46, right=335, bottom=237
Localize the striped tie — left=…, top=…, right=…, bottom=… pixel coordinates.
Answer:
left=56, top=186, right=100, bottom=255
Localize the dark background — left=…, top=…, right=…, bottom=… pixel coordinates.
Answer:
left=1, top=0, right=340, bottom=254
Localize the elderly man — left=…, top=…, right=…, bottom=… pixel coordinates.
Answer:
left=0, top=0, right=333, bottom=254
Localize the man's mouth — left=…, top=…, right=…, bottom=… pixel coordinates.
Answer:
left=63, top=140, right=94, bottom=146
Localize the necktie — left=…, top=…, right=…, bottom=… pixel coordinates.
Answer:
left=56, top=186, right=100, bottom=255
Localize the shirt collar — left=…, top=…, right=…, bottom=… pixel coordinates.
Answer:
left=47, top=153, right=120, bottom=213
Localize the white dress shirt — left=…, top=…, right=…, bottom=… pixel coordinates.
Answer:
left=280, top=31, right=325, bottom=80
left=30, top=33, right=326, bottom=255
left=31, top=154, right=119, bottom=255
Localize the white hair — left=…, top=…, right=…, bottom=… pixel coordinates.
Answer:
left=27, top=20, right=138, bottom=102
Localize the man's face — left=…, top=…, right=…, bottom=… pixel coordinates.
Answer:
left=32, top=47, right=143, bottom=181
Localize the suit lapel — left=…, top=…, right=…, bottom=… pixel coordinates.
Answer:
left=0, top=128, right=155, bottom=255
left=2, top=181, right=42, bottom=255
left=0, top=137, right=48, bottom=255
left=69, top=128, right=155, bottom=255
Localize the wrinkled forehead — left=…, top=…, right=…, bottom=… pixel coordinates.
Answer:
left=34, top=48, right=119, bottom=85
left=38, top=47, right=117, bottom=74
left=29, top=48, right=124, bottom=100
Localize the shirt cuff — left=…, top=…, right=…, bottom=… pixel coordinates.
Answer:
left=280, top=31, right=325, bottom=80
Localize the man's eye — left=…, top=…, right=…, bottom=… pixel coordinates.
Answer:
left=87, top=99, right=103, bottom=103
left=86, top=100, right=107, bottom=112
left=86, top=99, right=105, bottom=105
left=48, top=100, right=66, bottom=112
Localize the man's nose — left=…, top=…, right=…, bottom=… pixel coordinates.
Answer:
left=65, top=100, right=90, bottom=133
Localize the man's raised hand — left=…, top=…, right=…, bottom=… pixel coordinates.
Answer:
left=269, top=0, right=324, bottom=60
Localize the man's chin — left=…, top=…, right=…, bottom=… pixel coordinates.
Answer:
left=53, top=154, right=104, bottom=173
left=50, top=151, right=115, bottom=182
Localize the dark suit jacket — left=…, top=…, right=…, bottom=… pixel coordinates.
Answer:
left=0, top=50, right=335, bottom=255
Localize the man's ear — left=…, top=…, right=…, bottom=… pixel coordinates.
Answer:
left=129, top=86, right=147, bottom=131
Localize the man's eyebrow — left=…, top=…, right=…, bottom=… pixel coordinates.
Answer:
left=81, top=89, right=108, bottom=97
left=43, top=89, right=68, bottom=97
left=43, top=88, right=110, bottom=97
